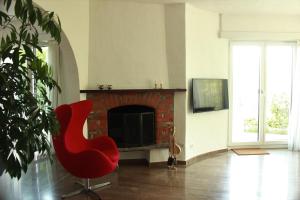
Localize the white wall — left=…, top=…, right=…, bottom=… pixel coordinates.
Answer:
left=35, top=0, right=90, bottom=89
left=185, top=4, right=229, bottom=160
left=88, top=0, right=169, bottom=89
left=165, top=3, right=187, bottom=160
left=58, top=33, right=81, bottom=104
left=221, top=14, right=300, bottom=40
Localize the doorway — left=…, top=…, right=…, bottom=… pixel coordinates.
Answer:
left=229, top=42, right=295, bottom=146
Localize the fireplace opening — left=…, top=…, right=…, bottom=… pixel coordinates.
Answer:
left=108, top=105, right=155, bottom=148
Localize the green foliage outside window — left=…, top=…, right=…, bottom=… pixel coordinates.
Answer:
left=244, top=118, right=258, bottom=133
left=266, top=94, right=289, bottom=129
left=244, top=94, right=289, bottom=135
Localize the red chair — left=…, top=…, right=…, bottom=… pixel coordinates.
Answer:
left=53, top=100, right=119, bottom=199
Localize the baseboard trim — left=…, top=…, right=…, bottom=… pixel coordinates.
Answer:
left=148, top=148, right=229, bottom=167
left=178, top=148, right=229, bottom=166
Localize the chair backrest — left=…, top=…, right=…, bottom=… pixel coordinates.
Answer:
left=53, top=104, right=72, bottom=160
left=65, top=100, right=93, bottom=152
left=54, top=100, right=93, bottom=153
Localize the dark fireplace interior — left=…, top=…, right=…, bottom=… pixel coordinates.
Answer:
left=108, top=105, right=155, bottom=148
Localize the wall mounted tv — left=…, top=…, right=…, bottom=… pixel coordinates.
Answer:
left=192, top=79, right=229, bottom=113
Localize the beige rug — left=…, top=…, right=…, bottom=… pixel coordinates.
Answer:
left=232, top=148, right=269, bottom=155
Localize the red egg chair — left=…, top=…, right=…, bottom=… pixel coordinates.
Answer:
left=53, top=100, right=119, bottom=199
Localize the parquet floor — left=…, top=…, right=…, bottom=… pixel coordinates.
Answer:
left=0, top=149, right=299, bottom=200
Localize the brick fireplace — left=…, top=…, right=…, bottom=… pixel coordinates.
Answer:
left=81, top=89, right=185, bottom=145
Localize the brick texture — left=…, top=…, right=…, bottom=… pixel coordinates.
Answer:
left=86, top=91, right=175, bottom=144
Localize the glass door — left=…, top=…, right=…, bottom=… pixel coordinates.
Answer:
left=231, top=43, right=261, bottom=143
left=230, top=42, right=294, bottom=145
left=264, top=44, right=293, bottom=142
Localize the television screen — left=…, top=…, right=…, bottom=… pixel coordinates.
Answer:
left=192, top=79, right=229, bottom=113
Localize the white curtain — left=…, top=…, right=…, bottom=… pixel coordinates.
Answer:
left=47, top=41, right=61, bottom=155
left=48, top=41, right=62, bottom=107
left=288, top=41, right=300, bottom=151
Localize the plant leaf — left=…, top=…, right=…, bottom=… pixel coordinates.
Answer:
left=5, top=0, right=12, bottom=11
left=14, top=0, right=22, bottom=17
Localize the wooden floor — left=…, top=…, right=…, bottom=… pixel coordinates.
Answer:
left=0, top=149, right=300, bottom=200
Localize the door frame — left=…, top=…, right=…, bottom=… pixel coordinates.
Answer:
left=228, top=41, right=295, bottom=147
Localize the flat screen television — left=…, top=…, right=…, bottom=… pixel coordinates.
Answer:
left=192, top=79, right=229, bottom=113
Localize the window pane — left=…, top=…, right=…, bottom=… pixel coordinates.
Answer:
left=264, top=45, right=293, bottom=142
left=231, top=44, right=261, bottom=143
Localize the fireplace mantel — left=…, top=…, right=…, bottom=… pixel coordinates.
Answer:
left=80, top=88, right=186, bottom=93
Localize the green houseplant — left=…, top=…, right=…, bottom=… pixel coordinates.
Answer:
left=0, top=0, right=61, bottom=179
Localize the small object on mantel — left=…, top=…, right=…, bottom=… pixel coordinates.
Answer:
left=98, top=84, right=104, bottom=90
left=154, top=81, right=163, bottom=89
left=107, top=85, right=112, bottom=90
left=97, top=84, right=112, bottom=90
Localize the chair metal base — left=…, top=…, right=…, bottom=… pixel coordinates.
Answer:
left=62, top=179, right=111, bottom=200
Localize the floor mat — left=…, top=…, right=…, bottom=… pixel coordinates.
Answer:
left=232, top=148, right=270, bottom=155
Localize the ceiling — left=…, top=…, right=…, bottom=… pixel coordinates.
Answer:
left=120, top=0, right=300, bottom=15
left=190, top=0, right=300, bottom=15
left=2, top=0, right=300, bottom=15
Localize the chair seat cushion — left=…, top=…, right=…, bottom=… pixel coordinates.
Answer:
left=101, top=148, right=119, bottom=163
